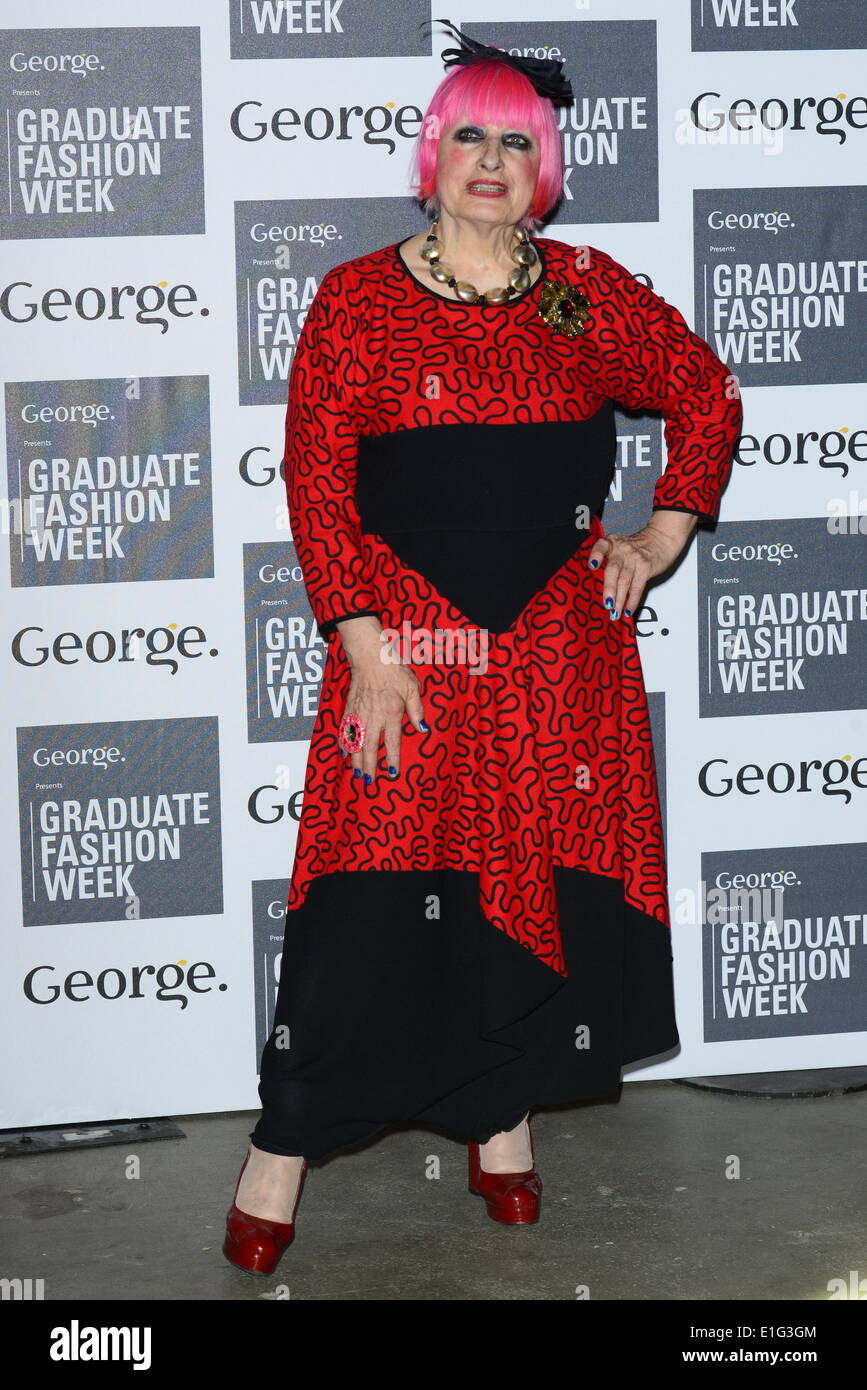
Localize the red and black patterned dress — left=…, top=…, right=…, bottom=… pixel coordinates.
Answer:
left=251, top=234, right=742, bottom=1162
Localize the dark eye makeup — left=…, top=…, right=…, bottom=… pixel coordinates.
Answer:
left=454, top=125, right=533, bottom=150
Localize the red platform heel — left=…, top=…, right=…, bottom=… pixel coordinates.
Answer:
left=223, top=1144, right=308, bottom=1275
left=468, top=1118, right=542, bottom=1225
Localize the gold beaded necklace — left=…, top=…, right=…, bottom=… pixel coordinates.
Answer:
left=420, top=219, right=539, bottom=305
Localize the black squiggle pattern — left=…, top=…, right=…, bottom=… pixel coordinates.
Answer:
left=284, top=238, right=742, bottom=975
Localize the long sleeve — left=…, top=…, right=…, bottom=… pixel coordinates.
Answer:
left=283, top=266, right=380, bottom=640
left=587, top=247, right=742, bottom=523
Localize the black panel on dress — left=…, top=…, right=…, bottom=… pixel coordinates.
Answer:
left=355, top=405, right=617, bottom=633
left=252, top=865, right=678, bottom=1159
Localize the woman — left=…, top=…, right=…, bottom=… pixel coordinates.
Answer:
left=223, top=21, right=742, bottom=1274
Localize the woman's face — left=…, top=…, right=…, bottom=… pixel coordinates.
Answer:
left=434, top=117, right=540, bottom=230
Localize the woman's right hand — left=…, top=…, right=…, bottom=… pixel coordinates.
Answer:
left=334, top=616, right=426, bottom=783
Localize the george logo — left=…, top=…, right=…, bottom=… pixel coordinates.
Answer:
left=1, top=27, right=204, bottom=239
left=4, top=378, right=213, bottom=589
left=0, top=280, right=208, bottom=330
left=694, top=187, right=867, bottom=388
left=470, top=21, right=658, bottom=225
left=17, top=719, right=223, bottom=927
left=691, top=0, right=867, bottom=53
left=701, top=844, right=867, bottom=1042
left=734, top=423, right=867, bottom=475
left=230, top=99, right=423, bottom=155
left=690, top=90, right=867, bottom=146
left=244, top=542, right=327, bottom=741
left=12, top=622, right=216, bottom=673
left=698, top=755, right=867, bottom=802
left=24, top=959, right=223, bottom=1008
left=229, top=0, right=431, bottom=59
left=235, top=199, right=422, bottom=405
left=698, top=520, right=867, bottom=717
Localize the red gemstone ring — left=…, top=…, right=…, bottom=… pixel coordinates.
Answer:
left=338, top=713, right=366, bottom=755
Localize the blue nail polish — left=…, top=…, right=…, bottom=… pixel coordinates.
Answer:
left=604, top=596, right=613, bottom=608
left=363, top=773, right=371, bottom=785
left=610, top=609, right=619, bottom=619
left=419, top=720, right=429, bottom=731
left=353, top=767, right=362, bottom=778
left=589, top=558, right=599, bottom=569
left=338, top=746, right=346, bottom=755
left=388, top=766, right=397, bottom=777
left=624, top=608, right=632, bottom=617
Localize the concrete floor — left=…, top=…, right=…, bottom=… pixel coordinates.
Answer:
left=2, top=1080, right=865, bottom=1301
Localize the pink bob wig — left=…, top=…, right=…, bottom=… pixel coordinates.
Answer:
left=409, top=60, right=564, bottom=231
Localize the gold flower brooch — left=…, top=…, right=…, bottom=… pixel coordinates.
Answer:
left=538, top=281, right=590, bottom=338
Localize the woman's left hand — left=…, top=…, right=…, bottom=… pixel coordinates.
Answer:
left=586, top=511, right=699, bottom=619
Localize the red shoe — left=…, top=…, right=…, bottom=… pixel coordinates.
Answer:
left=468, top=1119, right=542, bottom=1225
left=223, top=1144, right=308, bottom=1275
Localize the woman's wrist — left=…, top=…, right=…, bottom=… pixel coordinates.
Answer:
left=335, top=613, right=385, bottom=667
left=641, top=508, right=699, bottom=569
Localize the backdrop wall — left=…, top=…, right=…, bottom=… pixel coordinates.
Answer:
left=2, top=0, right=865, bottom=1131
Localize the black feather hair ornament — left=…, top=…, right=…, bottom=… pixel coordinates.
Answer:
left=422, top=17, right=574, bottom=107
